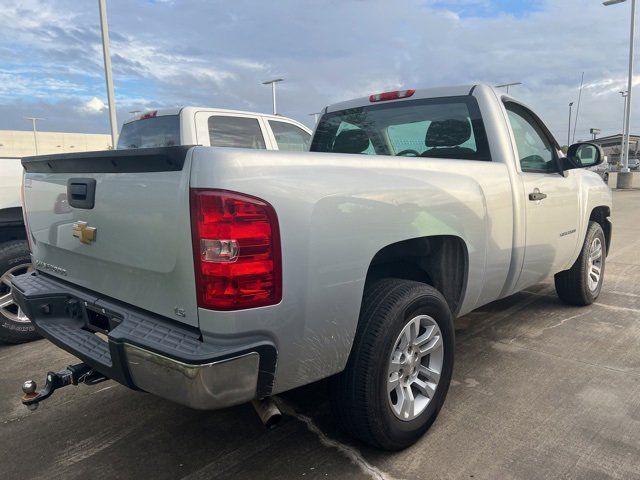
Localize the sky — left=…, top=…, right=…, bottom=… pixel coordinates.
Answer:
left=0, top=0, right=638, bottom=143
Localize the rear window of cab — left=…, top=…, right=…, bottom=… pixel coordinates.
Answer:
left=311, top=96, right=491, bottom=161
left=117, top=115, right=180, bottom=149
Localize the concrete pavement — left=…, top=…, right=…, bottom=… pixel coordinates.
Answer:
left=1, top=189, right=639, bottom=480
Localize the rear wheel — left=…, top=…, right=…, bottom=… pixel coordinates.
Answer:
left=0, top=240, right=38, bottom=344
left=330, top=278, right=454, bottom=450
left=554, top=221, right=606, bottom=306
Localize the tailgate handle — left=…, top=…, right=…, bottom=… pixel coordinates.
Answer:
left=67, top=178, right=96, bottom=209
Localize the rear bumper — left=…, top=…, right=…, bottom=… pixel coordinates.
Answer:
left=11, top=272, right=277, bottom=410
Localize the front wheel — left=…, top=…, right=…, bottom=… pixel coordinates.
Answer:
left=555, top=221, right=606, bottom=306
left=330, top=278, right=454, bottom=450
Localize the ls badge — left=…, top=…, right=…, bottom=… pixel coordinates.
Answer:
left=72, top=221, right=97, bottom=244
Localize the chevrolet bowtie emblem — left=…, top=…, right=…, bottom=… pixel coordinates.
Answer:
left=72, top=221, right=97, bottom=244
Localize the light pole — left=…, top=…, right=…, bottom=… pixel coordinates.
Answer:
left=620, top=90, right=628, bottom=164
left=495, top=82, right=522, bottom=94
left=568, top=102, right=574, bottom=147
left=309, top=112, right=321, bottom=124
left=604, top=0, right=636, bottom=181
left=24, top=117, right=44, bottom=155
left=99, top=0, right=118, bottom=148
left=262, top=78, right=284, bottom=115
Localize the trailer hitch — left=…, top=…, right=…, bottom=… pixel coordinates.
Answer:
left=21, top=363, right=108, bottom=411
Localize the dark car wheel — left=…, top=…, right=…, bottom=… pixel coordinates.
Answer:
left=555, top=221, right=606, bottom=306
left=0, top=240, right=38, bottom=344
left=330, top=278, right=454, bottom=450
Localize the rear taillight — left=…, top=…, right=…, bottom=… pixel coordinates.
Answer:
left=369, top=89, right=416, bottom=102
left=190, top=189, right=282, bottom=310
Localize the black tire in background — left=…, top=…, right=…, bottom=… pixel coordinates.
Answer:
left=0, top=240, right=39, bottom=344
left=555, top=221, right=606, bottom=306
left=330, top=278, right=454, bottom=450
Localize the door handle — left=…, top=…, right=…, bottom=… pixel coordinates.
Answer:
left=67, top=178, right=97, bottom=209
left=528, top=190, right=547, bottom=201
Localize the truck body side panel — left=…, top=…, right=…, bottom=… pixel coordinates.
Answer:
left=189, top=147, right=513, bottom=393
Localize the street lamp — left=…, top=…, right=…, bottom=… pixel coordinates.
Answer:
left=604, top=0, right=636, bottom=181
left=262, top=78, right=284, bottom=115
left=568, top=102, right=574, bottom=147
left=495, top=82, right=522, bottom=94
left=98, top=0, right=118, bottom=148
left=24, top=117, right=44, bottom=155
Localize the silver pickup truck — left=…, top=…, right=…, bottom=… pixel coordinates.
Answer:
left=13, top=85, right=612, bottom=450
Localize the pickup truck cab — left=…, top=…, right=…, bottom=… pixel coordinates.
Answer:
left=14, top=85, right=611, bottom=450
left=117, top=107, right=312, bottom=152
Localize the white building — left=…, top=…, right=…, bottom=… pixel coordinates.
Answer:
left=0, top=130, right=112, bottom=159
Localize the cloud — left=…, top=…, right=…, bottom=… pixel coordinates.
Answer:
left=0, top=0, right=636, bottom=140
left=78, top=97, right=107, bottom=114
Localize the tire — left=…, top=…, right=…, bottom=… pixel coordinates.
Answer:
left=554, top=221, right=606, bottom=306
left=0, top=240, right=38, bottom=344
left=330, top=278, right=454, bottom=450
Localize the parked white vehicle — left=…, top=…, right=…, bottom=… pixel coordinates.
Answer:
left=117, top=107, right=312, bottom=152
left=15, top=85, right=612, bottom=450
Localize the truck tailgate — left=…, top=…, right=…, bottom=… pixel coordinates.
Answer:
left=21, top=146, right=199, bottom=327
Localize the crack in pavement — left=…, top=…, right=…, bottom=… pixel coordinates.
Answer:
left=275, top=398, right=401, bottom=480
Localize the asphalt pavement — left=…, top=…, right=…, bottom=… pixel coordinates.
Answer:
left=1, top=189, right=639, bottom=480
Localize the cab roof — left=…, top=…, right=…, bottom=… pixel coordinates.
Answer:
left=123, top=106, right=308, bottom=128
left=324, top=85, right=480, bottom=114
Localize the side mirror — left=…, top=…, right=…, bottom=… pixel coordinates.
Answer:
left=563, top=142, right=604, bottom=170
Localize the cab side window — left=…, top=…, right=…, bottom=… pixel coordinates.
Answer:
left=268, top=120, right=311, bottom=151
left=208, top=116, right=266, bottom=149
left=505, top=103, right=557, bottom=173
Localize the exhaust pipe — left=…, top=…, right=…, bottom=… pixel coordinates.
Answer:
left=252, top=398, right=282, bottom=429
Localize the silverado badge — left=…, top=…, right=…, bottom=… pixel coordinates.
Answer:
left=72, top=221, right=97, bottom=244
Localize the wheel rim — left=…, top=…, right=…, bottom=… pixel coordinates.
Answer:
left=387, top=314, right=444, bottom=421
left=587, top=237, right=603, bottom=292
left=0, top=263, right=33, bottom=323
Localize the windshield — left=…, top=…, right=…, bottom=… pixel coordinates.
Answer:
left=311, top=96, right=490, bottom=161
left=117, top=115, right=180, bottom=149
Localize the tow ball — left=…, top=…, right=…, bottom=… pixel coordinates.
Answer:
left=21, top=362, right=107, bottom=411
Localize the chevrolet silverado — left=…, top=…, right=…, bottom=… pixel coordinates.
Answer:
left=13, top=85, right=611, bottom=450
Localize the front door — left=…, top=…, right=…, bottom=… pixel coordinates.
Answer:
left=505, top=102, right=580, bottom=291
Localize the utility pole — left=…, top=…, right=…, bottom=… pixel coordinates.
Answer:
left=262, top=78, right=284, bottom=115
left=568, top=102, right=574, bottom=147
left=603, top=0, right=636, bottom=186
left=623, top=0, right=636, bottom=174
left=620, top=91, right=628, bottom=165
left=99, top=0, right=118, bottom=148
left=25, top=117, right=44, bottom=155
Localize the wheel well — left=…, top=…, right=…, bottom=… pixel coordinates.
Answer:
left=364, top=236, right=468, bottom=315
left=0, top=207, right=26, bottom=244
left=589, top=206, right=611, bottom=254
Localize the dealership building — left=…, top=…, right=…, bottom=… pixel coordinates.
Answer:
left=0, top=130, right=112, bottom=159
left=590, top=133, right=640, bottom=164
